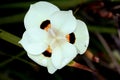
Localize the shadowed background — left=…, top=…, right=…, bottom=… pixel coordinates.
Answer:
left=0, top=0, right=120, bottom=80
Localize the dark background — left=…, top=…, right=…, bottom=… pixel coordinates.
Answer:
left=0, top=0, right=120, bottom=80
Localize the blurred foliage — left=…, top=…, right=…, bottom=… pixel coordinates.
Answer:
left=0, top=0, right=120, bottom=80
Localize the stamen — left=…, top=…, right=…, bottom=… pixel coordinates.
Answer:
left=48, top=29, right=56, bottom=37
left=40, top=20, right=51, bottom=31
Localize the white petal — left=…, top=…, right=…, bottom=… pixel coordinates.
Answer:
left=51, top=45, right=63, bottom=69
left=49, top=10, right=76, bottom=35
left=47, top=59, right=57, bottom=74
left=24, top=1, right=60, bottom=30
left=27, top=53, right=48, bottom=67
left=19, top=28, right=49, bottom=55
left=74, top=20, right=89, bottom=54
left=51, top=41, right=77, bottom=69
left=60, top=42, right=77, bottom=68
left=23, top=27, right=49, bottom=42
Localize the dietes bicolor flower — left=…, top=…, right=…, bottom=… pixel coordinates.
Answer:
left=19, top=1, right=89, bottom=74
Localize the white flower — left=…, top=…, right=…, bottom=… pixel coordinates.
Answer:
left=19, top=1, right=89, bottom=74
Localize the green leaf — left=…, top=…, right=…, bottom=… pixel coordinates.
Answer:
left=88, top=25, right=117, bottom=34
left=0, top=29, right=21, bottom=47
left=0, top=13, right=25, bottom=25
left=0, top=0, right=90, bottom=9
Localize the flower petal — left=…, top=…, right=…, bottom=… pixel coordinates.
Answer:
left=49, top=10, right=76, bottom=35
left=51, top=41, right=77, bottom=69
left=51, top=45, right=63, bottom=69
left=27, top=53, right=48, bottom=67
left=73, top=20, right=89, bottom=54
left=60, top=42, right=77, bottom=68
left=47, top=59, right=57, bottom=74
left=28, top=53, right=57, bottom=74
left=19, top=28, right=49, bottom=55
left=24, top=1, right=60, bottom=30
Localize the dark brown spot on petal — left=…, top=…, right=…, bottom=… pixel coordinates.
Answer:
left=40, top=20, right=51, bottom=31
left=42, top=51, right=51, bottom=57
left=69, top=33, right=76, bottom=44
left=42, top=45, right=52, bottom=57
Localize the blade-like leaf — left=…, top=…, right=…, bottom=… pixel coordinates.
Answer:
left=0, top=29, right=21, bottom=47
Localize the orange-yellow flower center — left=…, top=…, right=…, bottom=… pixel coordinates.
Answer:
left=44, top=24, right=51, bottom=31
left=66, top=34, right=70, bottom=42
left=46, top=45, right=52, bottom=53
